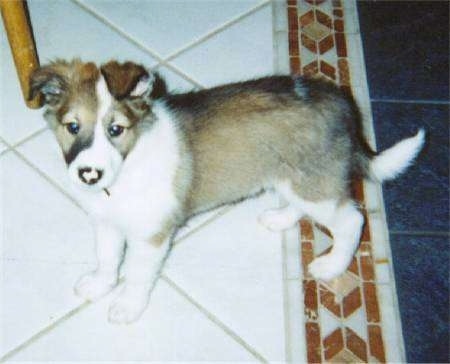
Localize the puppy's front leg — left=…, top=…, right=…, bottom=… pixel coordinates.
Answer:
left=108, top=232, right=172, bottom=324
left=74, top=222, right=125, bottom=301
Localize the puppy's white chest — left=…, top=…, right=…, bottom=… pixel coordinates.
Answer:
left=74, top=105, right=181, bottom=238
left=97, top=176, right=175, bottom=236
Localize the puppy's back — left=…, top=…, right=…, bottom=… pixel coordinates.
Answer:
left=163, top=76, right=365, bottom=215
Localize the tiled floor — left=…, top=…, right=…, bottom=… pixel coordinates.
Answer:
left=358, top=1, right=449, bottom=362
left=1, top=1, right=292, bottom=361
left=1, top=0, right=445, bottom=362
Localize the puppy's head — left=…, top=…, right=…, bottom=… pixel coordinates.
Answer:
left=30, top=59, right=167, bottom=192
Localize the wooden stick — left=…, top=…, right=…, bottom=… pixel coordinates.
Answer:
left=1, top=0, right=42, bottom=108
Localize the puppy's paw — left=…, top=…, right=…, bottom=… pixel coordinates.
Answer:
left=308, top=254, right=349, bottom=281
left=108, top=287, right=149, bottom=324
left=258, top=208, right=298, bottom=231
left=74, top=272, right=117, bottom=302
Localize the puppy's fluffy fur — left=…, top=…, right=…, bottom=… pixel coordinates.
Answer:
left=30, top=60, right=425, bottom=323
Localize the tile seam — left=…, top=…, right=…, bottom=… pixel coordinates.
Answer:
left=8, top=148, right=87, bottom=213
left=70, top=0, right=205, bottom=89
left=172, top=205, right=235, bottom=247
left=9, top=126, right=49, bottom=149
left=0, top=302, right=90, bottom=363
left=161, top=275, right=269, bottom=363
left=71, top=0, right=272, bottom=91
left=3, top=1, right=281, bottom=360
left=272, top=1, right=304, bottom=357
left=371, top=98, right=450, bottom=105
left=389, top=230, right=450, bottom=237
left=164, top=0, right=271, bottom=63
left=1, top=206, right=240, bottom=359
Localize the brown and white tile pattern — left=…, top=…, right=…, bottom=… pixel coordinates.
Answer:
left=287, top=0, right=405, bottom=362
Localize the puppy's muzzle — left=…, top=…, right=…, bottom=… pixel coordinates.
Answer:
left=78, top=167, right=104, bottom=185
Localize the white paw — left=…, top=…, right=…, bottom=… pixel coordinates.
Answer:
left=258, top=208, right=298, bottom=231
left=308, top=254, right=349, bottom=281
left=74, top=272, right=117, bottom=302
left=108, top=287, right=149, bottom=324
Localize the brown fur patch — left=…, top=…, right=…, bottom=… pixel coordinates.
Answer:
left=30, top=60, right=100, bottom=162
left=100, top=61, right=148, bottom=100
left=162, top=76, right=368, bottom=216
left=150, top=219, right=176, bottom=247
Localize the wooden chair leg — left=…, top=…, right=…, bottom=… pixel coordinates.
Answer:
left=1, top=0, right=42, bottom=109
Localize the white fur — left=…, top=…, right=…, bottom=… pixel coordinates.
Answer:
left=74, top=222, right=124, bottom=301
left=130, top=73, right=154, bottom=97
left=68, top=76, right=123, bottom=191
left=371, top=129, right=425, bottom=182
left=72, top=100, right=181, bottom=323
left=273, top=181, right=363, bottom=281
left=258, top=205, right=304, bottom=231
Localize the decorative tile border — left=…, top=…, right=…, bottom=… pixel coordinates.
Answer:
left=287, top=0, right=405, bottom=362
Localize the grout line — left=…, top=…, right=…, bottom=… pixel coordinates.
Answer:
left=173, top=205, right=235, bottom=247
left=2, top=2, right=281, bottom=360
left=0, top=147, right=11, bottom=157
left=390, top=230, right=449, bottom=237
left=71, top=0, right=205, bottom=89
left=371, top=98, right=450, bottom=105
left=0, top=203, right=237, bottom=361
left=164, top=0, right=271, bottom=63
left=9, top=148, right=87, bottom=213
left=161, top=275, right=269, bottom=363
left=280, top=198, right=292, bottom=360
left=0, top=301, right=91, bottom=363
left=149, top=62, right=204, bottom=89
left=10, top=126, right=48, bottom=149
left=271, top=0, right=290, bottom=75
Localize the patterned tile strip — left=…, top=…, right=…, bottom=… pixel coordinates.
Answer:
left=287, top=1, right=387, bottom=362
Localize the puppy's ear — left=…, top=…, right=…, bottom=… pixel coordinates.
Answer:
left=100, top=61, right=167, bottom=101
left=29, top=65, right=68, bottom=106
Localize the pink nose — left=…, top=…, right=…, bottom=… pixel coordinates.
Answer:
left=78, top=167, right=103, bottom=185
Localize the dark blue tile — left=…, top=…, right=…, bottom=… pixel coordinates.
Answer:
left=371, top=102, right=449, bottom=232
left=390, top=234, right=449, bottom=363
left=358, top=1, right=449, bottom=101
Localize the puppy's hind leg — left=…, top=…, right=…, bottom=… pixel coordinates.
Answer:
left=259, top=179, right=312, bottom=231
left=307, top=200, right=364, bottom=281
left=275, top=181, right=364, bottom=281
left=258, top=205, right=304, bottom=231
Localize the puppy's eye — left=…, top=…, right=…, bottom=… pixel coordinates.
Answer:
left=108, top=125, right=124, bottom=137
left=66, top=122, right=80, bottom=135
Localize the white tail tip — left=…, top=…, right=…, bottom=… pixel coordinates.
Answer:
left=371, top=129, right=425, bottom=182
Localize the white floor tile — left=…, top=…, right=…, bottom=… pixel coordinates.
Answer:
left=0, top=26, right=46, bottom=145
left=1, top=152, right=92, bottom=264
left=170, top=4, right=274, bottom=88
left=165, top=193, right=286, bottom=361
left=1, top=260, right=87, bottom=355
left=84, top=0, right=263, bottom=58
left=175, top=206, right=234, bottom=242
left=153, top=65, right=198, bottom=93
left=12, top=280, right=257, bottom=362
left=27, top=0, right=158, bottom=67
left=16, top=130, right=78, bottom=200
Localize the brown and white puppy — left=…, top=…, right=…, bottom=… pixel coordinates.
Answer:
left=30, top=59, right=424, bottom=323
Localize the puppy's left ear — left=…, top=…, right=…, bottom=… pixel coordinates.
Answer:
left=100, top=61, right=167, bottom=101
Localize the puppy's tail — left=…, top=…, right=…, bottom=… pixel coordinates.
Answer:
left=366, top=129, right=425, bottom=182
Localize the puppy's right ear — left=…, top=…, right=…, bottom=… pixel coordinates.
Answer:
left=29, top=65, right=67, bottom=107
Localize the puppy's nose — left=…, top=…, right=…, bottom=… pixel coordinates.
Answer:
left=78, top=167, right=103, bottom=185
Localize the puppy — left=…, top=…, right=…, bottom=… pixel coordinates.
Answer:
left=30, top=59, right=424, bottom=323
